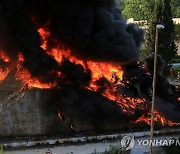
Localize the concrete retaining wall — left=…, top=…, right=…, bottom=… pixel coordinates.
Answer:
left=0, top=69, right=56, bottom=137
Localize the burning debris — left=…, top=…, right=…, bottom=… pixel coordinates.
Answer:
left=0, top=0, right=179, bottom=133
left=122, top=54, right=180, bottom=124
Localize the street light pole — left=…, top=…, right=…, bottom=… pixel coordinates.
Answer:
left=150, top=24, right=164, bottom=154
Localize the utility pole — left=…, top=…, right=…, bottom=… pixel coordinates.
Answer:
left=150, top=24, right=165, bottom=154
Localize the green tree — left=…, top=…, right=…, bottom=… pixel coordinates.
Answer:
left=143, top=0, right=177, bottom=63
left=171, top=0, right=180, bottom=18
left=119, top=0, right=155, bottom=20
left=119, top=0, right=179, bottom=20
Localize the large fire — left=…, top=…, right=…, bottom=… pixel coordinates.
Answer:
left=0, top=28, right=179, bottom=127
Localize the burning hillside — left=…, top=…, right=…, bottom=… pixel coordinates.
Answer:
left=0, top=0, right=179, bottom=133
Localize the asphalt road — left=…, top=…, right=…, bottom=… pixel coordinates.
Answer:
left=168, top=79, right=180, bottom=86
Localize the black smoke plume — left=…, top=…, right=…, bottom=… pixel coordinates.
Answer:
left=144, top=54, right=165, bottom=75
left=33, top=0, right=144, bottom=64
left=0, top=0, right=144, bottom=84
left=122, top=54, right=180, bottom=122
left=59, top=59, right=91, bottom=87
left=0, top=0, right=59, bottom=83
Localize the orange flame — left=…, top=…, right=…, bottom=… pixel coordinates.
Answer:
left=0, top=67, right=10, bottom=83
left=135, top=111, right=180, bottom=126
left=0, top=51, right=11, bottom=83
left=37, top=28, right=180, bottom=126
left=0, top=28, right=179, bottom=126
left=0, top=51, right=10, bottom=62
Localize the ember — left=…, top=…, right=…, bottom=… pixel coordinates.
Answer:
left=58, top=111, right=65, bottom=121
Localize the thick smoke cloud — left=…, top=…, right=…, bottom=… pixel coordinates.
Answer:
left=121, top=55, right=180, bottom=123
left=144, top=54, right=165, bottom=75
left=0, top=0, right=144, bottom=83
left=28, top=0, right=144, bottom=63
left=59, top=59, right=91, bottom=87
left=0, top=0, right=59, bottom=83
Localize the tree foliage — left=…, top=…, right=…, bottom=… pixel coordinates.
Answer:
left=119, top=0, right=180, bottom=20
left=120, top=0, right=155, bottom=20
left=143, top=0, right=177, bottom=63
left=171, top=0, right=180, bottom=18
left=175, top=24, right=180, bottom=40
